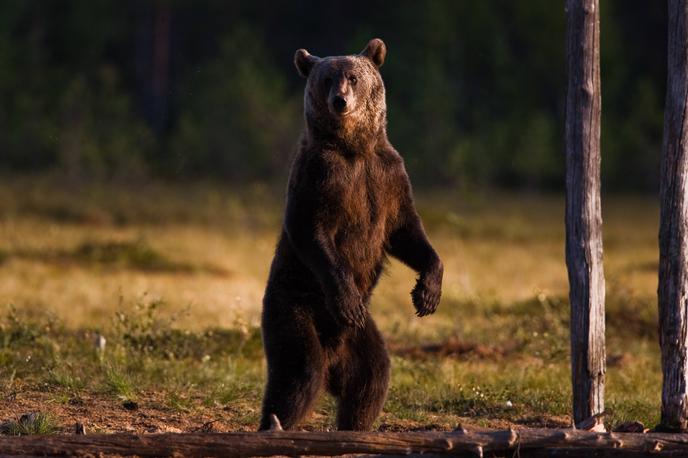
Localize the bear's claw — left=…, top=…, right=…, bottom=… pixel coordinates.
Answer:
left=328, top=289, right=367, bottom=328
left=412, top=274, right=441, bottom=317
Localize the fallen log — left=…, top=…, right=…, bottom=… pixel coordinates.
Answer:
left=1, top=429, right=688, bottom=457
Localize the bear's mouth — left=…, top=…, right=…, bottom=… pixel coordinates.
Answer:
left=328, top=106, right=354, bottom=118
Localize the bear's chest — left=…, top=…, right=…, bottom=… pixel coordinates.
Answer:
left=320, top=154, right=394, bottom=252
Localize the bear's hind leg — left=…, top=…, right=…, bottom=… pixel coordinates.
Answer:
left=329, top=317, right=391, bottom=431
left=259, top=306, right=325, bottom=431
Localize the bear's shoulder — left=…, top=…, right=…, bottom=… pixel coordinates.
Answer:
left=375, top=144, right=403, bottom=166
left=375, top=145, right=409, bottom=181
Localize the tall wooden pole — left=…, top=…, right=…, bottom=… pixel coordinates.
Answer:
left=659, top=0, right=688, bottom=432
left=564, top=0, right=606, bottom=427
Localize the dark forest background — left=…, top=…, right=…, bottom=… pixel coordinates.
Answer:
left=0, top=1, right=667, bottom=191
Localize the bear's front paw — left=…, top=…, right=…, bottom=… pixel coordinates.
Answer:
left=411, top=273, right=442, bottom=317
left=329, top=290, right=367, bottom=328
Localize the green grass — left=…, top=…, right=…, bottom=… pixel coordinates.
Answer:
left=46, top=365, right=85, bottom=391
left=71, top=239, right=189, bottom=272
left=0, top=290, right=662, bottom=431
left=0, top=176, right=666, bottom=432
left=1, top=239, right=228, bottom=275
left=103, top=365, right=137, bottom=400
left=0, top=412, right=60, bottom=435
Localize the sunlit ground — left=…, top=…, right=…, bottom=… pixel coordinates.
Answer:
left=0, top=176, right=662, bottom=433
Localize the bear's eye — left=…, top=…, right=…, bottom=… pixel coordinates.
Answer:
left=348, top=75, right=358, bottom=85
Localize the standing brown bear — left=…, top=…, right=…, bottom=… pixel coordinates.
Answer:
left=260, top=38, right=443, bottom=431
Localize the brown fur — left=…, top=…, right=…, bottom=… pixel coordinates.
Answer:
left=259, top=39, right=443, bottom=431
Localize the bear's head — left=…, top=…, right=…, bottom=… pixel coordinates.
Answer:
left=294, top=39, right=387, bottom=149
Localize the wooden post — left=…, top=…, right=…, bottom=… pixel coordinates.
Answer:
left=659, top=0, right=688, bottom=432
left=564, top=0, right=606, bottom=427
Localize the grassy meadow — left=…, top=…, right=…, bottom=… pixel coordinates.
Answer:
left=0, top=176, right=662, bottom=433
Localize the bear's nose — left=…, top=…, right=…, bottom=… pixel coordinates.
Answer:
left=331, top=95, right=347, bottom=113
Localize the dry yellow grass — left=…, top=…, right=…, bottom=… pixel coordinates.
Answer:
left=0, top=180, right=660, bottom=332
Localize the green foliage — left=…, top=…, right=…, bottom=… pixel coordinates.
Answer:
left=171, top=26, right=300, bottom=179
left=0, top=2, right=151, bottom=177
left=54, top=70, right=153, bottom=178
left=0, top=1, right=667, bottom=190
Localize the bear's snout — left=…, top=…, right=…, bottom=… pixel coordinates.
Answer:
left=331, top=95, right=348, bottom=114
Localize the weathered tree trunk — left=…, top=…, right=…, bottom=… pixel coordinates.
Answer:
left=564, top=0, right=606, bottom=427
left=659, top=0, right=688, bottom=433
left=1, top=429, right=688, bottom=457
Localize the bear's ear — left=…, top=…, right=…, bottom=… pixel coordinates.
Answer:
left=294, top=49, right=320, bottom=78
left=360, top=38, right=386, bottom=68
